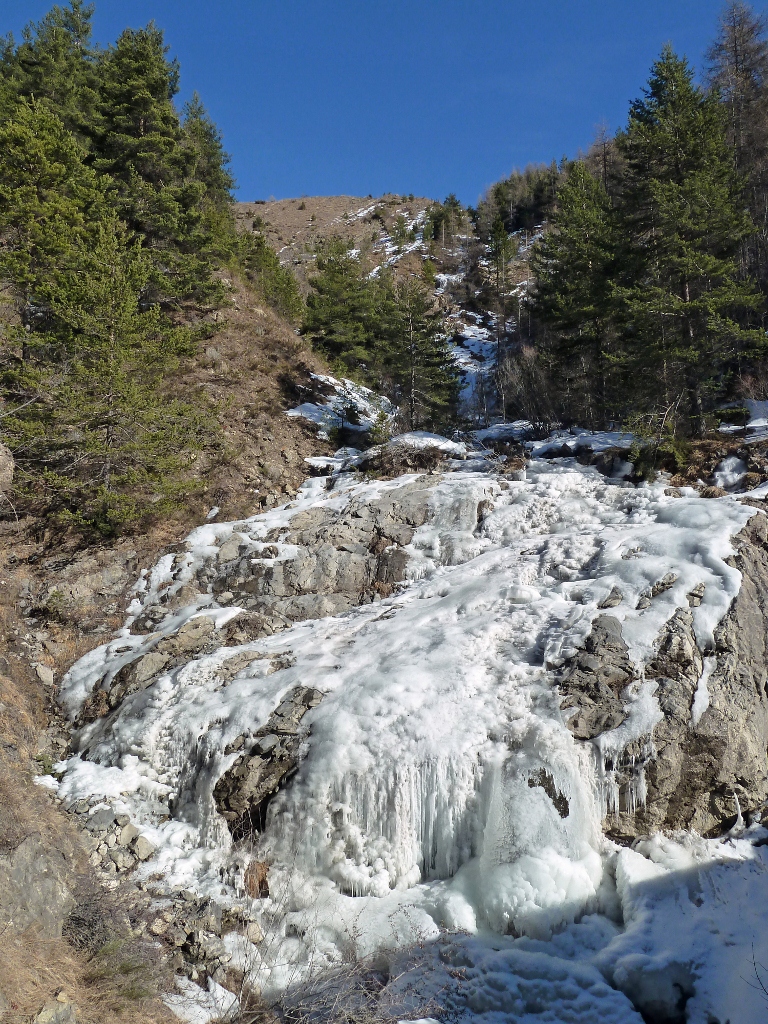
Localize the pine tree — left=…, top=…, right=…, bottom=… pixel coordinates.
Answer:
left=616, top=45, right=763, bottom=434
left=0, top=99, right=107, bottom=305
left=3, top=218, right=211, bottom=535
left=0, top=1, right=98, bottom=136
left=238, top=231, right=304, bottom=323
left=707, top=2, right=768, bottom=286
left=89, top=23, right=224, bottom=303
left=304, top=239, right=389, bottom=374
left=181, top=92, right=235, bottom=211
left=383, top=277, right=458, bottom=430
left=90, top=23, right=181, bottom=186
left=529, top=163, right=618, bottom=425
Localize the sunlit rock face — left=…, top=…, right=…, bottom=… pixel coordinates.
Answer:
left=54, top=441, right=768, bottom=1021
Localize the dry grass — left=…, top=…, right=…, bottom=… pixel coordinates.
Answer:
left=0, top=930, right=176, bottom=1024
left=234, top=194, right=435, bottom=293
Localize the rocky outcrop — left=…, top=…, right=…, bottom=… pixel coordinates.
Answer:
left=201, top=478, right=434, bottom=621
left=82, top=478, right=437, bottom=724
left=568, top=511, right=768, bottom=839
left=213, top=685, right=323, bottom=838
left=0, top=835, right=76, bottom=939
left=0, top=442, right=13, bottom=491
left=559, top=615, right=634, bottom=739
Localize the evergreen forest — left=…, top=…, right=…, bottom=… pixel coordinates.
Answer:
left=0, top=1, right=301, bottom=536
left=4, top=0, right=768, bottom=538
left=478, top=3, right=768, bottom=451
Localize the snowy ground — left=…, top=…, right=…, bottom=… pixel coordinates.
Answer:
left=45, top=437, right=768, bottom=1022
left=286, top=373, right=394, bottom=438
left=719, top=399, right=768, bottom=442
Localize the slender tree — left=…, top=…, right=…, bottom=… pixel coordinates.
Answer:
left=530, top=163, right=618, bottom=426
left=384, top=278, right=458, bottom=430
left=0, top=1, right=98, bottom=136
left=304, top=239, right=389, bottom=374
left=4, top=218, right=210, bottom=534
left=707, top=2, right=768, bottom=286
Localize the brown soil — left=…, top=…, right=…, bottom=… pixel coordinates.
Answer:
left=0, top=268, right=336, bottom=1019
left=235, top=193, right=436, bottom=291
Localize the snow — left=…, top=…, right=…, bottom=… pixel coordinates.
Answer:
left=530, top=430, right=634, bottom=457
left=446, top=312, right=499, bottom=419
left=714, top=454, right=748, bottom=490
left=166, top=977, right=238, bottom=1022
left=691, top=655, right=717, bottom=727
left=286, top=373, right=393, bottom=438
left=55, top=439, right=763, bottom=1020
left=719, top=399, right=768, bottom=442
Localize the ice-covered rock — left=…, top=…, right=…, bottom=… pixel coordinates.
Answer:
left=52, top=442, right=768, bottom=1021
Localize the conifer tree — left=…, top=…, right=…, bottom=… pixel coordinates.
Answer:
left=304, top=239, right=389, bottom=374
left=0, top=99, right=107, bottom=306
left=89, top=24, right=224, bottom=303
left=90, top=23, right=181, bottom=186
left=616, top=45, right=762, bottom=434
left=384, top=278, right=458, bottom=430
left=707, top=2, right=768, bottom=286
left=530, top=164, right=618, bottom=425
left=0, top=1, right=98, bottom=136
left=181, top=92, right=235, bottom=211
left=4, top=218, right=210, bottom=535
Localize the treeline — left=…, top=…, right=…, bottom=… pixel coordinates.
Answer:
left=0, top=1, right=300, bottom=535
left=303, top=239, right=459, bottom=432
left=516, top=3, right=768, bottom=440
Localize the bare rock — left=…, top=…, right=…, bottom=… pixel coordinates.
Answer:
left=602, top=513, right=768, bottom=838
left=598, top=586, right=623, bottom=609
left=134, top=835, right=155, bottom=861
left=558, top=615, right=634, bottom=740
left=214, top=686, right=323, bottom=837
left=34, top=993, right=77, bottom=1024
left=34, top=663, right=55, bottom=687
left=0, top=836, right=75, bottom=939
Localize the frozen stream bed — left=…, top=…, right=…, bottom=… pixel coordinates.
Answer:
left=48, top=448, right=768, bottom=1023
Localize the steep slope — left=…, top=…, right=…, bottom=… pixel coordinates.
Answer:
left=46, top=431, right=768, bottom=1023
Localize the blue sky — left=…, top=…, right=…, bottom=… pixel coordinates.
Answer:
left=1, top=1, right=762, bottom=204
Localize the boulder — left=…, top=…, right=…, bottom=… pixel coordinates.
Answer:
left=558, top=615, right=633, bottom=740
left=214, top=686, right=323, bottom=838
left=0, top=836, right=75, bottom=939
left=134, top=835, right=155, bottom=861
left=34, top=994, right=77, bottom=1024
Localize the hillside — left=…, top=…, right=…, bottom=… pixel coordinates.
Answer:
left=234, top=194, right=436, bottom=291
left=9, top=2, right=768, bottom=1018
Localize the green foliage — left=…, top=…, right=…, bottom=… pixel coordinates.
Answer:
left=304, top=242, right=457, bottom=429
left=0, top=99, right=108, bottom=296
left=3, top=217, right=213, bottom=535
left=0, top=0, right=98, bottom=136
left=529, top=45, right=764, bottom=437
left=488, top=214, right=519, bottom=293
left=423, top=194, right=464, bottom=246
left=391, top=214, right=415, bottom=248
left=0, top=2, right=304, bottom=533
left=237, top=231, right=304, bottom=322
left=368, top=410, right=393, bottom=446
left=383, top=277, right=459, bottom=430
left=303, top=238, right=391, bottom=373
left=530, top=163, right=619, bottom=426
left=477, top=162, right=565, bottom=238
